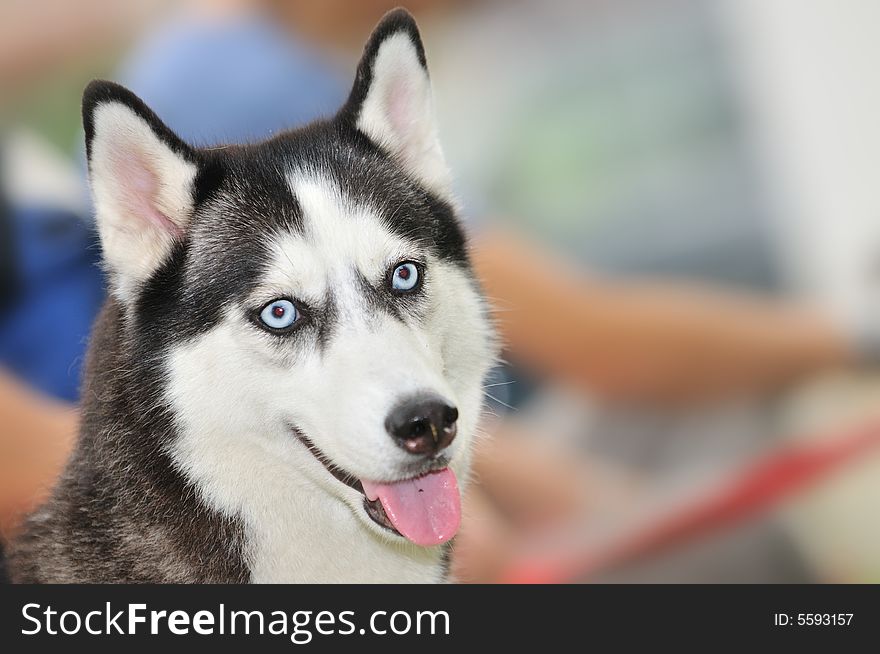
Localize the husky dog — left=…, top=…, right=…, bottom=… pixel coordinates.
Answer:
left=9, top=9, right=495, bottom=583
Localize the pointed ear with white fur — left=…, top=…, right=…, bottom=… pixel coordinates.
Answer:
left=339, top=9, right=451, bottom=197
left=83, top=80, right=200, bottom=303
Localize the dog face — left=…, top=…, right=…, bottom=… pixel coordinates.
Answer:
left=82, top=10, right=494, bottom=555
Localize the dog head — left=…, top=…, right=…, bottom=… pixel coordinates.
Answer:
left=82, top=9, right=495, bottom=550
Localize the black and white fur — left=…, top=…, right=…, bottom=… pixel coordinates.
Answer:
left=9, top=9, right=495, bottom=583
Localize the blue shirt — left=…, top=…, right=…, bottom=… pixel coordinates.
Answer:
left=0, top=203, right=103, bottom=402
left=118, top=13, right=346, bottom=145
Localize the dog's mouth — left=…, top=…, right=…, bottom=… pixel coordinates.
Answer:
left=291, top=428, right=460, bottom=547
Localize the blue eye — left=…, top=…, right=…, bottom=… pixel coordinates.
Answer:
left=259, top=299, right=298, bottom=331
left=391, top=262, right=420, bottom=292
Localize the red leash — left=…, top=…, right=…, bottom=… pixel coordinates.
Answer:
left=501, top=420, right=880, bottom=583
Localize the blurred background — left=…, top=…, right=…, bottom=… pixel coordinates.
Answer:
left=2, top=0, right=880, bottom=583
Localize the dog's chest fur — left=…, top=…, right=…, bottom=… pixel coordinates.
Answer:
left=244, top=487, right=444, bottom=583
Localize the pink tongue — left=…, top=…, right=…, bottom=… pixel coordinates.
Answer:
left=361, top=468, right=461, bottom=547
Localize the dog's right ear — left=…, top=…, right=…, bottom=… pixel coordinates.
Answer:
left=83, top=81, right=199, bottom=303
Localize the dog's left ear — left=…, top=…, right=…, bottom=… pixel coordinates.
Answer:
left=338, top=8, right=451, bottom=197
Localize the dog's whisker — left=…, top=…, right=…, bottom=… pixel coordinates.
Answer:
left=482, top=391, right=517, bottom=412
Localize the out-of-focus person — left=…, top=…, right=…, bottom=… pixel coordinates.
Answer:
left=429, top=0, right=879, bottom=582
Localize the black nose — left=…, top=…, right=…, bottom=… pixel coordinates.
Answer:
left=386, top=394, right=458, bottom=456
